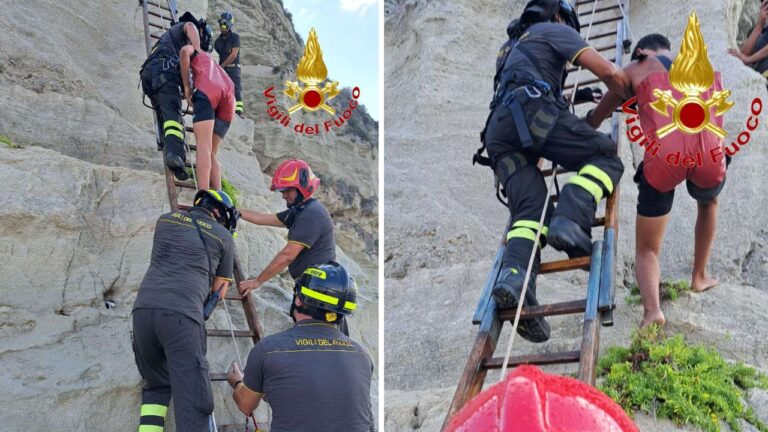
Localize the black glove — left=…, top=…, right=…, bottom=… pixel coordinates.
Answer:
left=574, top=87, right=603, bottom=104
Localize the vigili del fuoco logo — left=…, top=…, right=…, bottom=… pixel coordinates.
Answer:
left=622, top=11, right=761, bottom=167
left=263, top=28, right=361, bottom=136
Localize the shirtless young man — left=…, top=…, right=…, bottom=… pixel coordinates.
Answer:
left=587, top=34, right=726, bottom=328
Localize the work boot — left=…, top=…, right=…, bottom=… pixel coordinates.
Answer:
left=492, top=266, right=551, bottom=343
left=165, top=152, right=190, bottom=181
left=547, top=216, right=592, bottom=258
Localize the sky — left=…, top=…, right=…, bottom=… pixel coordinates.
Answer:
left=282, top=0, right=380, bottom=121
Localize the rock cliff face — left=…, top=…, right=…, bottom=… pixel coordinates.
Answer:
left=384, top=0, right=768, bottom=430
left=0, top=0, right=378, bottom=430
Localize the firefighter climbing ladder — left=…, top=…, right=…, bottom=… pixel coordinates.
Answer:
left=442, top=0, right=632, bottom=429
left=139, top=1, right=264, bottom=430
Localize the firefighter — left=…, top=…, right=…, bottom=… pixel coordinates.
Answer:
left=480, top=0, right=631, bottom=342
left=227, top=261, right=375, bottom=432
left=214, top=11, right=244, bottom=116
left=140, top=12, right=212, bottom=181
left=132, top=190, right=239, bottom=432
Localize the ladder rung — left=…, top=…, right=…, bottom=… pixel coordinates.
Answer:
left=145, top=0, right=171, bottom=12
left=150, top=33, right=161, bottom=40
left=590, top=15, right=623, bottom=27
left=541, top=167, right=570, bottom=177
left=540, top=256, right=591, bottom=274
left=585, top=29, right=621, bottom=41
left=187, top=144, right=197, bottom=151
left=209, top=372, right=228, bottom=381
left=218, top=425, right=251, bottom=432
left=148, top=21, right=166, bottom=30
left=595, top=43, right=616, bottom=53
left=563, top=77, right=601, bottom=91
left=576, top=0, right=598, bottom=5
left=183, top=107, right=194, bottom=115
left=174, top=180, right=196, bottom=189
left=578, top=4, right=621, bottom=16
left=483, top=350, right=581, bottom=369
left=207, top=329, right=257, bottom=338
left=178, top=204, right=192, bottom=211
left=184, top=126, right=194, bottom=133
left=593, top=217, right=605, bottom=226
left=184, top=161, right=196, bottom=168
left=147, top=10, right=172, bottom=21
left=499, top=299, right=586, bottom=320
left=225, top=292, right=246, bottom=301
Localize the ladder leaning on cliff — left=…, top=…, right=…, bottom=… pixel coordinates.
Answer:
left=442, top=0, right=633, bottom=429
left=139, top=1, right=266, bottom=430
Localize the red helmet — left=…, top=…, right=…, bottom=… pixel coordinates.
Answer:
left=446, top=365, right=639, bottom=432
left=270, top=159, right=320, bottom=200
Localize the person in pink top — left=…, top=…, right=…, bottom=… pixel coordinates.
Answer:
left=587, top=34, right=727, bottom=328
left=180, top=42, right=235, bottom=191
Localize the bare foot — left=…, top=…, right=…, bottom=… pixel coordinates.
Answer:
left=640, top=309, right=665, bottom=329
left=691, top=274, right=718, bottom=293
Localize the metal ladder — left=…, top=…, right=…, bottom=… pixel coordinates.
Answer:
left=442, top=0, right=632, bottom=429
left=139, top=1, right=265, bottom=430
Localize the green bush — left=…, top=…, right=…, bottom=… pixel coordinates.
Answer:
left=0, top=134, right=21, bottom=149
left=221, top=177, right=240, bottom=207
left=598, top=326, right=768, bottom=432
left=627, top=279, right=691, bottom=305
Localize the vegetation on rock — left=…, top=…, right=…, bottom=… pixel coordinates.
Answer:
left=598, top=326, right=768, bottom=432
left=627, top=279, right=690, bottom=305
left=221, top=177, right=240, bottom=207
left=0, top=134, right=22, bottom=149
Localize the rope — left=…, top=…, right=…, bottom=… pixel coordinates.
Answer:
left=614, top=0, right=635, bottom=43
left=498, top=161, right=558, bottom=380
left=568, top=0, right=600, bottom=105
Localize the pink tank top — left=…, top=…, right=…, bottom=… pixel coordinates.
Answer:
left=635, top=72, right=726, bottom=192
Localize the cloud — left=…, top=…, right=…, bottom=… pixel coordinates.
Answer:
left=339, top=0, right=377, bottom=15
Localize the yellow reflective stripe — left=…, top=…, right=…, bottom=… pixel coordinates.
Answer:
left=303, top=268, right=327, bottom=279
left=140, top=404, right=168, bottom=418
left=208, top=190, right=223, bottom=202
left=512, top=220, right=549, bottom=237
left=301, top=286, right=339, bottom=306
left=579, top=164, right=614, bottom=194
left=164, top=129, right=184, bottom=140
left=163, top=120, right=183, bottom=131
left=507, top=228, right=537, bottom=242
left=236, top=101, right=244, bottom=106
left=138, top=426, right=163, bottom=432
left=570, top=46, right=593, bottom=65
left=569, top=175, right=603, bottom=203
left=344, top=301, right=357, bottom=311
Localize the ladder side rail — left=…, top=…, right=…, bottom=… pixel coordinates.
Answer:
left=599, top=19, right=626, bottom=325
left=577, top=240, right=603, bottom=384
left=442, top=304, right=502, bottom=431
left=473, top=217, right=512, bottom=324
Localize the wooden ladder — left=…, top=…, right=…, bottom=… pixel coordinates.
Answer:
left=442, top=1, right=631, bottom=429
left=139, top=1, right=264, bottom=430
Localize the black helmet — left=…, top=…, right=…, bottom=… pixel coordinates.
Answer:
left=520, top=0, right=580, bottom=32
left=177, top=11, right=198, bottom=25
left=293, top=262, right=358, bottom=323
left=193, top=189, right=240, bottom=235
left=219, top=10, right=234, bottom=32
left=557, top=0, right=580, bottom=33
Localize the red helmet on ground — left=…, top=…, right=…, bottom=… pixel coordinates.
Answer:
left=270, top=159, right=320, bottom=200
left=446, top=365, right=639, bottom=432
